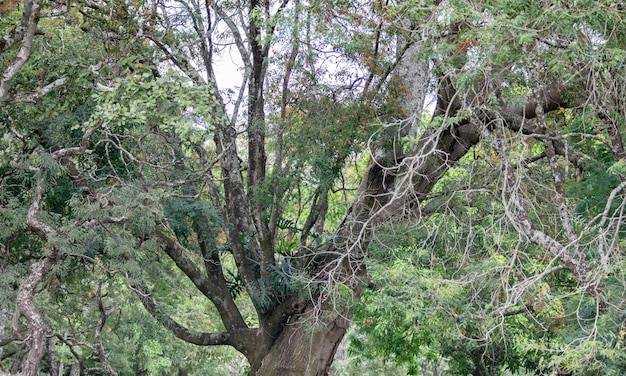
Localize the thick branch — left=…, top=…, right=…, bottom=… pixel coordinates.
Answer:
left=132, top=283, right=257, bottom=352
left=26, top=173, right=55, bottom=236
left=18, top=173, right=58, bottom=375
left=332, top=81, right=580, bottom=291
left=213, top=125, right=265, bottom=310
left=247, top=0, right=273, bottom=272
left=155, top=228, right=247, bottom=329
left=507, top=81, right=565, bottom=119
left=5, top=77, right=68, bottom=104
left=92, top=285, right=117, bottom=376
left=0, top=0, right=38, bottom=54
left=478, top=82, right=586, bottom=169
left=0, top=0, right=43, bottom=105
left=17, top=254, right=55, bottom=376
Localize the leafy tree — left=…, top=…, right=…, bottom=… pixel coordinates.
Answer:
left=344, top=2, right=626, bottom=373
left=1, top=0, right=626, bottom=375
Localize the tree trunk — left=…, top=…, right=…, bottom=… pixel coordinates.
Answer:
left=255, top=307, right=350, bottom=376
left=253, top=43, right=433, bottom=376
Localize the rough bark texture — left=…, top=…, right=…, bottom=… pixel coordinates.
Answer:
left=18, top=174, right=58, bottom=375
left=395, top=37, right=430, bottom=121
left=255, top=309, right=350, bottom=376
left=16, top=255, right=55, bottom=376
left=252, top=52, right=439, bottom=375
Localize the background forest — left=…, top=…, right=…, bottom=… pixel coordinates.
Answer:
left=1, top=0, right=626, bottom=375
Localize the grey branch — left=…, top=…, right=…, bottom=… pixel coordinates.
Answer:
left=6, top=77, right=68, bottom=104
left=0, top=0, right=44, bottom=105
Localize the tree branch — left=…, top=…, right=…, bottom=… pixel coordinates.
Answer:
left=5, top=77, right=68, bottom=104
left=212, top=126, right=265, bottom=312
left=501, top=304, right=533, bottom=318
left=328, top=81, right=584, bottom=301
left=90, top=283, right=117, bottom=376
left=477, top=116, right=592, bottom=291
left=18, top=172, right=58, bottom=375
left=0, top=0, right=44, bottom=105
left=155, top=227, right=247, bottom=329
left=131, top=282, right=255, bottom=348
left=26, top=172, right=55, bottom=236
left=0, top=0, right=38, bottom=54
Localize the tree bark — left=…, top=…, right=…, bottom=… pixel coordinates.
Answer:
left=255, top=308, right=351, bottom=376
left=0, top=0, right=43, bottom=104
left=248, top=125, right=476, bottom=375
left=251, top=48, right=434, bottom=374
left=16, top=255, right=55, bottom=376
left=16, top=173, right=59, bottom=376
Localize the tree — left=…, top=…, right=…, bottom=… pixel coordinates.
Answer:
left=2, top=0, right=626, bottom=375
left=345, top=2, right=626, bottom=374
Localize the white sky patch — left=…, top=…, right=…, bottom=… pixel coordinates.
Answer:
left=213, top=45, right=245, bottom=92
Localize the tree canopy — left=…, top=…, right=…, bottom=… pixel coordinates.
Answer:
left=1, top=0, right=626, bottom=375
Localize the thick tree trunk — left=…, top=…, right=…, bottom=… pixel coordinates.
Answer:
left=255, top=307, right=350, bottom=376
left=253, top=43, right=433, bottom=376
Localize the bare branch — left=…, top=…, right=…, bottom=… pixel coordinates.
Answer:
left=5, top=77, right=68, bottom=104
left=16, top=172, right=60, bottom=375
left=26, top=173, right=55, bottom=236
left=90, top=284, right=118, bottom=376
left=79, top=216, right=128, bottom=228
left=131, top=282, right=255, bottom=348
left=477, top=116, right=592, bottom=291
left=0, top=0, right=39, bottom=54
left=0, top=0, right=44, bottom=105
left=17, top=253, right=57, bottom=376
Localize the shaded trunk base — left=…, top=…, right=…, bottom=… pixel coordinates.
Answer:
left=255, top=308, right=349, bottom=376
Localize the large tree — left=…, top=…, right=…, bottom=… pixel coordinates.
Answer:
left=2, top=0, right=626, bottom=375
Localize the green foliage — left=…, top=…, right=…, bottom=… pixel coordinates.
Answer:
left=1, top=7, right=246, bottom=373
left=164, top=196, right=221, bottom=249
left=351, top=216, right=530, bottom=374
left=285, top=97, right=374, bottom=186
left=350, top=101, right=626, bottom=374
left=3, top=0, right=626, bottom=374
left=564, top=112, right=622, bottom=217
left=91, top=72, right=217, bottom=144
